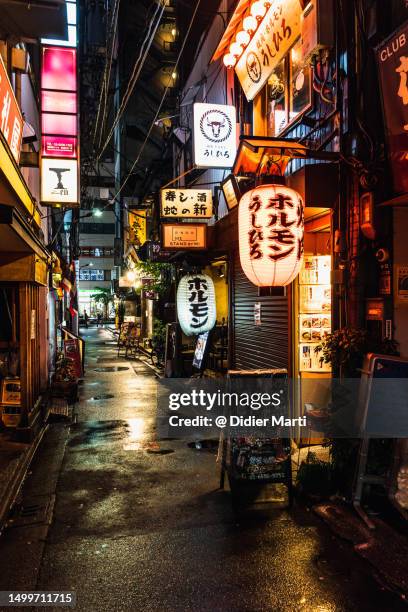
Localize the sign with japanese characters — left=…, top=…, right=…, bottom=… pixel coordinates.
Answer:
left=0, top=55, right=23, bottom=162
left=377, top=22, right=408, bottom=194
left=41, top=158, right=78, bottom=205
left=235, top=0, right=301, bottom=101
left=128, top=210, right=147, bottom=246
left=160, top=189, right=213, bottom=218
left=41, top=46, right=79, bottom=206
left=162, top=224, right=207, bottom=250
left=239, top=184, right=304, bottom=287
left=177, top=274, right=217, bottom=336
left=193, top=103, right=237, bottom=168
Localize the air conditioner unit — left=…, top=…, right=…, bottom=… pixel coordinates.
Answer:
left=301, top=0, right=334, bottom=62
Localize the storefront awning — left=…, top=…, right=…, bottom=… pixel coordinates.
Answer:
left=0, top=0, right=67, bottom=42
left=378, top=194, right=408, bottom=207
left=0, top=133, right=41, bottom=227
left=0, top=205, right=49, bottom=259
left=212, top=0, right=251, bottom=62
left=232, top=137, right=339, bottom=176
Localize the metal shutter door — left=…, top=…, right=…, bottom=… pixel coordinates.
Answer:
left=233, top=252, right=289, bottom=370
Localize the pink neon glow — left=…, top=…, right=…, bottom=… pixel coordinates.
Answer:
left=42, top=113, right=77, bottom=136
left=42, top=90, right=77, bottom=114
left=42, top=136, right=77, bottom=158
left=42, top=47, right=77, bottom=92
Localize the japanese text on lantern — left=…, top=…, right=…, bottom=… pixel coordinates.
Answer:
left=188, top=276, right=209, bottom=330
left=160, top=189, right=213, bottom=218
left=0, top=56, right=23, bottom=162
left=248, top=190, right=304, bottom=263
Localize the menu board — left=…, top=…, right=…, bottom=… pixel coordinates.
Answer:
left=299, top=256, right=332, bottom=373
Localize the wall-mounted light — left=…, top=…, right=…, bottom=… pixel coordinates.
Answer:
left=93, top=208, right=103, bottom=217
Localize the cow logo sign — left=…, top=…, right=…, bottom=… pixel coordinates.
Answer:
left=193, top=103, right=237, bottom=169
left=199, top=109, right=232, bottom=143
left=246, top=52, right=262, bottom=84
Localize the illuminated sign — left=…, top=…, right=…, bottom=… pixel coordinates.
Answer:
left=162, top=224, right=207, bottom=250
left=235, top=0, right=301, bottom=101
left=128, top=210, right=147, bottom=246
left=193, top=103, right=236, bottom=168
left=239, top=184, right=304, bottom=286
left=0, top=55, right=23, bottom=162
left=177, top=274, right=216, bottom=337
left=40, top=46, right=79, bottom=206
left=160, top=189, right=213, bottom=218
left=41, top=158, right=78, bottom=204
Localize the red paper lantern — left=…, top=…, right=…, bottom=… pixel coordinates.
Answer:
left=239, top=184, right=304, bottom=286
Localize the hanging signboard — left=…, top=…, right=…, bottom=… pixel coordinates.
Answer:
left=160, top=188, right=213, bottom=218
left=41, top=158, right=78, bottom=205
left=377, top=22, right=408, bottom=194
left=162, top=223, right=207, bottom=250
left=40, top=46, right=79, bottom=206
left=0, top=55, right=23, bottom=162
left=128, top=210, right=147, bottom=246
left=193, top=103, right=237, bottom=168
left=235, top=0, right=301, bottom=101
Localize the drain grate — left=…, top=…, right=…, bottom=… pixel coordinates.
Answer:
left=93, top=366, right=129, bottom=372
left=6, top=494, right=55, bottom=528
left=88, top=394, right=115, bottom=401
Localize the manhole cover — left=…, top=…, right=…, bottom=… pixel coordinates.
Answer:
left=89, top=394, right=115, bottom=401
left=93, top=366, right=129, bottom=372
left=146, top=448, right=174, bottom=455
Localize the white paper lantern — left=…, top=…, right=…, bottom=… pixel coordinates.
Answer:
left=177, top=274, right=217, bottom=336
left=230, top=42, right=244, bottom=57
left=239, top=184, right=304, bottom=287
left=236, top=30, right=250, bottom=47
left=223, top=53, right=237, bottom=68
left=250, top=0, right=267, bottom=20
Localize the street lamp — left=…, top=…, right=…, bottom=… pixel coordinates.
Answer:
left=93, top=208, right=103, bottom=217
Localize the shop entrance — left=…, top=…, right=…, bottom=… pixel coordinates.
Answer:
left=292, top=209, right=332, bottom=444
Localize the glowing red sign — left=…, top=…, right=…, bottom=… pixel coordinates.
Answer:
left=41, top=47, right=77, bottom=92
left=41, top=46, right=79, bottom=205
left=0, top=55, right=23, bottom=162
left=42, top=135, right=76, bottom=158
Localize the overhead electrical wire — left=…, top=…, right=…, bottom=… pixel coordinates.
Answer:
left=107, top=0, right=203, bottom=204
left=93, top=0, right=121, bottom=147
left=96, top=0, right=165, bottom=161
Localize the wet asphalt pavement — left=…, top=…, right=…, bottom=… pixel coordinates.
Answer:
left=0, top=327, right=406, bottom=612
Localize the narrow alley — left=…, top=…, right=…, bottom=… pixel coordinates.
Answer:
left=0, top=327, right=405, bottom=611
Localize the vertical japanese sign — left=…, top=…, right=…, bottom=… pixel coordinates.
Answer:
left=177, top=274, right=216, bottom=336
left=40, top=46, right=79, bottom=206
left=377, top=22, right=408, bottom=194
left=0, top=55, right=23, bottom=162
left=128, top=210, right=147, bottom=246
left=193, top=103, right=237, bottom=168
left=235, top=0, right=301, bottom=101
